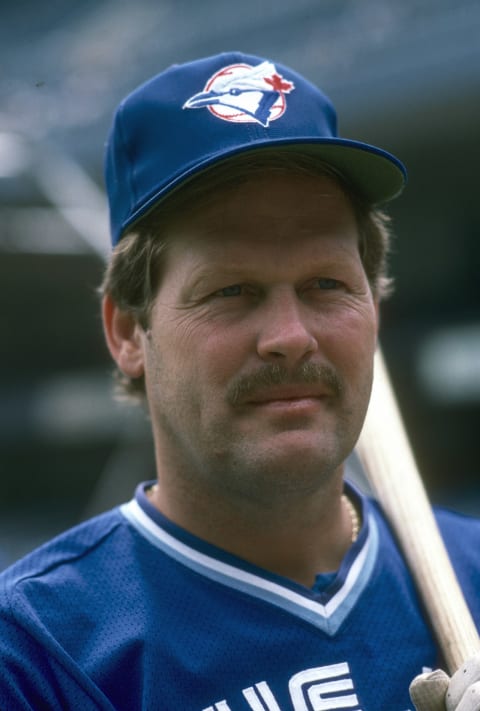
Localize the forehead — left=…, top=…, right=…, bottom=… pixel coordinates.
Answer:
left=162, top=171, right=359, bottom=258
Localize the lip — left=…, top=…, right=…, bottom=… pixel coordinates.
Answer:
left=243, top=395, right=329, bottom=423
left=252, top=396, right=322, bottom=411
left=244, top=385, right=331, bottom=408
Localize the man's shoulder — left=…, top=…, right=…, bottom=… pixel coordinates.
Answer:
left=367, top=494, right=480, bottom=564
left=0, top=508, right=126, bottom=607
left=434, top=503, right=480, bottom=531
left=434, top=504, right=480, bottom=551
left=368, top=494, right=480, bottom=537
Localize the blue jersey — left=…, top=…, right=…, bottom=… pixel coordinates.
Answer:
left=1, top=482, right=480, bottom=711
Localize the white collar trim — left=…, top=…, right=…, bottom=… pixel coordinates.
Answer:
left=120, top=498, right=379, bottom=636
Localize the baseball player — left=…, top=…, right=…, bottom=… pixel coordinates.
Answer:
left=0, top=52, right=479, bottom=711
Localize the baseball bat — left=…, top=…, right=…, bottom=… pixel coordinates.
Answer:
left=355, top=348, right=479, bottom=674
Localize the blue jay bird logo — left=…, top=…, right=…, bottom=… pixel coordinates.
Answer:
left=183, top=61, right=295, bottom=127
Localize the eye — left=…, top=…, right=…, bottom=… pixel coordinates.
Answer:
left=315, top=277, right=340, bottom=290
left=214, top=284, right=243, bottom=298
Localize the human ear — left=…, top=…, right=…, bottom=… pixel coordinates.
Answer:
left=374, top=297, right=380, bottom=333
left=102, top=293, right=145, bottom=378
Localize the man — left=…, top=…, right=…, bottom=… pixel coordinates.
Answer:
left=0, top=51, right=479, bottom=711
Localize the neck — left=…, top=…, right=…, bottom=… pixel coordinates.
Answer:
left=148, top=471, right=359, bottom=588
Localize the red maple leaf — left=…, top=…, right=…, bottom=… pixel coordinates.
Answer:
left=264, top=73, right=294, bottom=93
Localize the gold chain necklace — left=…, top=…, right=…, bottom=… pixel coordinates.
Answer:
left=342, top=493, right=360, bottom=543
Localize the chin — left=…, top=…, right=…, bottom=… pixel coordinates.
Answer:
left=253, top=438, right=343, bottom=480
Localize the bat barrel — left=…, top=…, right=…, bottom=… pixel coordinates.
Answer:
left=356, top=348, right=479, bottom=673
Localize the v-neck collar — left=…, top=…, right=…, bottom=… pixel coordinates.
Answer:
left=120, top=481, right=379, bottom=636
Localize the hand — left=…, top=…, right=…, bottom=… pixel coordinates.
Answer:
left=410, top=653, right=480, bottom=711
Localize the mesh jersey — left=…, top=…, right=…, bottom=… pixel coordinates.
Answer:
left=0, top=481, right=479, bottom=711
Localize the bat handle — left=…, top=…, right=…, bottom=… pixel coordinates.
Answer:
left=356, top=348, right=479, bottom=673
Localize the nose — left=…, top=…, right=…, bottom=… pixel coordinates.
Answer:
left=256, top=288, right=318, bottom=366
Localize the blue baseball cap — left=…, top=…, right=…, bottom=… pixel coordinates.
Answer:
left=105, top=51, right=407, bottom=246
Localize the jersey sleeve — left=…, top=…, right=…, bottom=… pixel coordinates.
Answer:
left=0, top=602, right=117, bottom=711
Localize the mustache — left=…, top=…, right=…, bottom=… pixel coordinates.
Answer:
left=226, top=362, right=344, bottom=406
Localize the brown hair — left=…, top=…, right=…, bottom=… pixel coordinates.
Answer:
left=101, top=149, right=395, bottom=401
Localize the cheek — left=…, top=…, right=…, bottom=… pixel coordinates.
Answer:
left=323, top=307, right=378, bottom=374
left=158, top=313, right=253, bottom=394
left=200, top=326, right=252, bottom=387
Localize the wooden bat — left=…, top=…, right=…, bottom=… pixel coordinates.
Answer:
left=355, top=348, right=479, bottom=674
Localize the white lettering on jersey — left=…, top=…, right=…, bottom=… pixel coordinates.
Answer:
left=203, top=702, right=232, bottom=711
left=243, top=681, right=282, bottom=710
left=202, top=661, right=361, bottom=711
left=289, top=663, right=359, bottom=710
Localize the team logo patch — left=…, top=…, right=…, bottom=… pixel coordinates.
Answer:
left=183, top=61, right=295, bottom=127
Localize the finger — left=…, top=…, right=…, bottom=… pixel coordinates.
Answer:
left=447, top=681, right=480, bottom=711
left=447, top=654, right=480, bottom=709
left=410, top=669, right=449, bottom=711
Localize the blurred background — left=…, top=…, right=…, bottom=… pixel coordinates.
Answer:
left=0, top=0, right=479, bottom=566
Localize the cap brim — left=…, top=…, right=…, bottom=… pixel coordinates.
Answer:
left=287, top=139, right=407, bottom=204
left=124, top=137, right=406, bottom=236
